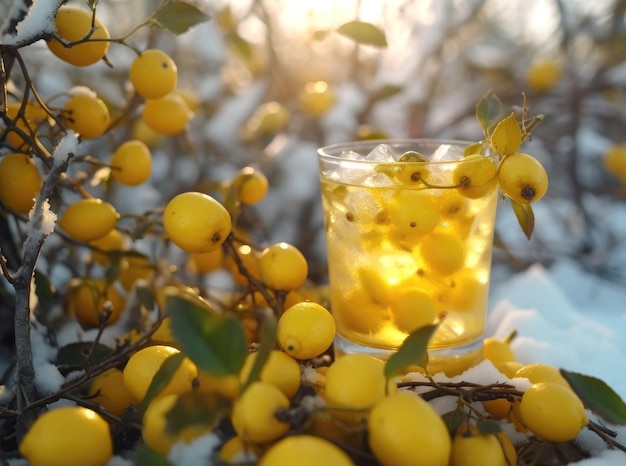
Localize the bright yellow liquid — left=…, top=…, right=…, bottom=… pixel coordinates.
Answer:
left=320, top=176, right=498, bottom=353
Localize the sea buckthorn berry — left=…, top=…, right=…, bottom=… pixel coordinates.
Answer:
left=259, top=435, right=355, bottom=466
left=498, top=153, right=549, bottom=204
left=519, top=382, right=588, bottom=442
left=63, top=93, right=110, bottom=140
left=513, top=363, right=571, bottom=388
left=110, top=140, right=152, bottom=186
left=59, top=198, right=120, bottom=242
left=47, top=6, right=110, bottom=67
left=368, top=391, right=451, bottom=466
left=388, top=191, right=440, bottom=237
left=88, top=368, right=138, bottom=417
left=122, top=345, right=197, bottom=401
left=163, top=192, right=232, bottom=254
left=390, top=287, right=437, bottom=333
left=259, top=242, right=308, bottom=291
left=419, top=232, right=466, bottom=276
left=324, top=354, right=391, bottom=424
left=603, top=144, right=626, bottom=183
left=240, top=350, right=302, bottom=398
left=482, top=337, right=515, bottom=364
left=89, top=228, right=126, bottom=266
left=0, top=153, right=42, bottom=214
left=19, top=406, right=113, bottom=466
left=142, top=93, right=192, bottom=135
left=231, top=381, right=291, bottom=443
left=142, top=394, right=213, bottom=455
left=450, top=426, right=513, bottom=466
left=298, top=81, right=336, bottom=118
left=130, top=49, right=178, bottom=99
left=525, top=58, right=561, bottom=93
left=277, top=302, right=335, bottom=360
left=66, top=278, right=125, bottom=327
left=453, top=154, right=498, bottom=199
left=232, top=166, right=270, bottom=205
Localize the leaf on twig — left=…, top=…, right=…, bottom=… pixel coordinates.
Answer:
left=475, top=91, right=503, bottom=135
left=510, top=199, right=535, bottom=240
left=167, top=295, right=248, bottom=378
left=384, top=323, right=439, bottom=379
left=56, top=342, right=112, bottom=373
left=491, top=113, right=522, bottom=156
left=151, top=1, right=211, bottom=35
left=240, top=307, right=277, bottom=394
left=561, top=369, right=626, bottom=426
left=336, top=21, right=387, bottom=47
left=141, top=351, right=185, bottom=410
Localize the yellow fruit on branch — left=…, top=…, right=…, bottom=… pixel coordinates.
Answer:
left=0, top=153, right=42, bottom=214
left=59, top=198, right=120, bottom=242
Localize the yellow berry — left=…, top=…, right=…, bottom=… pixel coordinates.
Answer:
left=195, top=371, right=241, bottom=400
left=242, top=101, right=290, bottom=139
left=89, top=229, right=126, bottom=266
left=513, top=363, right=571, bottom=388
left=88, top=368, right=138, bottom=417
left=130, top=49, right=178, bottom=99
left=453, top=154, right=498, bottom=199
left=368, top=391, right=451, bottom=466
left=449, top=427, right=510, bottom=466
left=603, top=144, right=626, bottom=183
left=498, top=153, right=549, bottom=204
left=59, top=198, right=120, bottom=242
left=0, top=153, right=42, bottom=214
left=219, top=436, right=259, bottom=463
left=110, top=140, right=152, bottom=186
left=419, top=232, right=465, bottom=276
left=240, top=350, right=302, bottom=398
left=118, top=255, right=155, bottom=291
left=388, top=191, right=440, bottom=238
left=298, top=81, right=336, bottom=118
left=259, top=435, right=354, bottom=466
left=525, top=58, right=561, bottom=93
left=390, top=287, right=437, bottom=333
left=66, top=278, right=125, bottom=328
left=259, top=242, right=308, bottom=291
left=482, top=337, right=515, bottom=364
left=19, top=406, right=112, bottom=466
left=122, top=345, right=197, bottom=401
left=233, top=166, right=269, bottom=205
left=47, top=6, right=110, bottom=67
left=63, top=93, right=110, bottom=140
left=482, top=397, right=512, bottom=420
left=163, top=192, right=232, bottom=254
left=519, top=382, right=588, bottom=442
left=188, top=248, right=224, bottom=275
left=224, top=243, right=261, bottom=285
left=142, top=394, right=213, bottom=455
left=324, top=354, right=389, bottom=423
left=277, top=302, right=335, bottom=360
left=142, top=93, right=192, bottom=135
left=231, top=381, right=291, bottom=443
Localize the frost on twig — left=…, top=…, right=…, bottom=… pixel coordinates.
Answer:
left=12, top=132, right=77, bottom=416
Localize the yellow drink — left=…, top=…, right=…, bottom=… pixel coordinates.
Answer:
left=318, top=140, right=499, bottom=375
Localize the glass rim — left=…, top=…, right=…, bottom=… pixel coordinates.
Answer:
left=317, top=138, right=488, bottom=165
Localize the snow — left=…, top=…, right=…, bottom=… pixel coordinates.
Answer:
left=1, top=0, right=61, bottom=46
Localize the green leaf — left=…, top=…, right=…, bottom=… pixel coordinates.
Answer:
left=165, top=390, right=228, bottom=435
left=384, top=323, right=439, bottom=379
left=312, top=30, right=330, bottom=41
left=227, top=31, right=253, bottom=60
left=141, top=352, right=185, bottom=410
left=520, top=114, right=545, bottom=142
left=490, top=113, right=522, bottom=156
left=336, top=21, right=387, bottom=47
left=510, top=199, right=535, bottom=240
left=56, top=342, right=113, bottom=373
left=167, top=295, right=248, bottom=378
left=133, top=443, right=172, bottom=466
left=374, top=85, right=403, bottom=100
left=561, top=369, right=626, bottom=425
left=476, top=418, right=502, bottom=434
left=475, top=91, right=503, bottom=135
left=464, top=141, right=486, bottom=157
left=151, top=1, right=211, bottom=35
left=240, top=307, right=277, bottom=394
left=84, top=0, right=99, bottom=9
left=442, top=409, right=466, bottom=436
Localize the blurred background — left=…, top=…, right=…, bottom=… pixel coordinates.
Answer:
left=12, top=0, right=626, bottom=288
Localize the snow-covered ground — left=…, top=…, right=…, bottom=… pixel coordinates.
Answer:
left=486, top=257, right=626, bottom=465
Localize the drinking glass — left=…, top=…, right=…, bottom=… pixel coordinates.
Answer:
left=318, top=139, right=499, bottom=375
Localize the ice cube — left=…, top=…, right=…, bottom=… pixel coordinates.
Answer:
left=364, top=144, right=397, bottom=162
left=340, top=150, right=363, bottom=160
left=430, top=144, right=465, bottom=161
